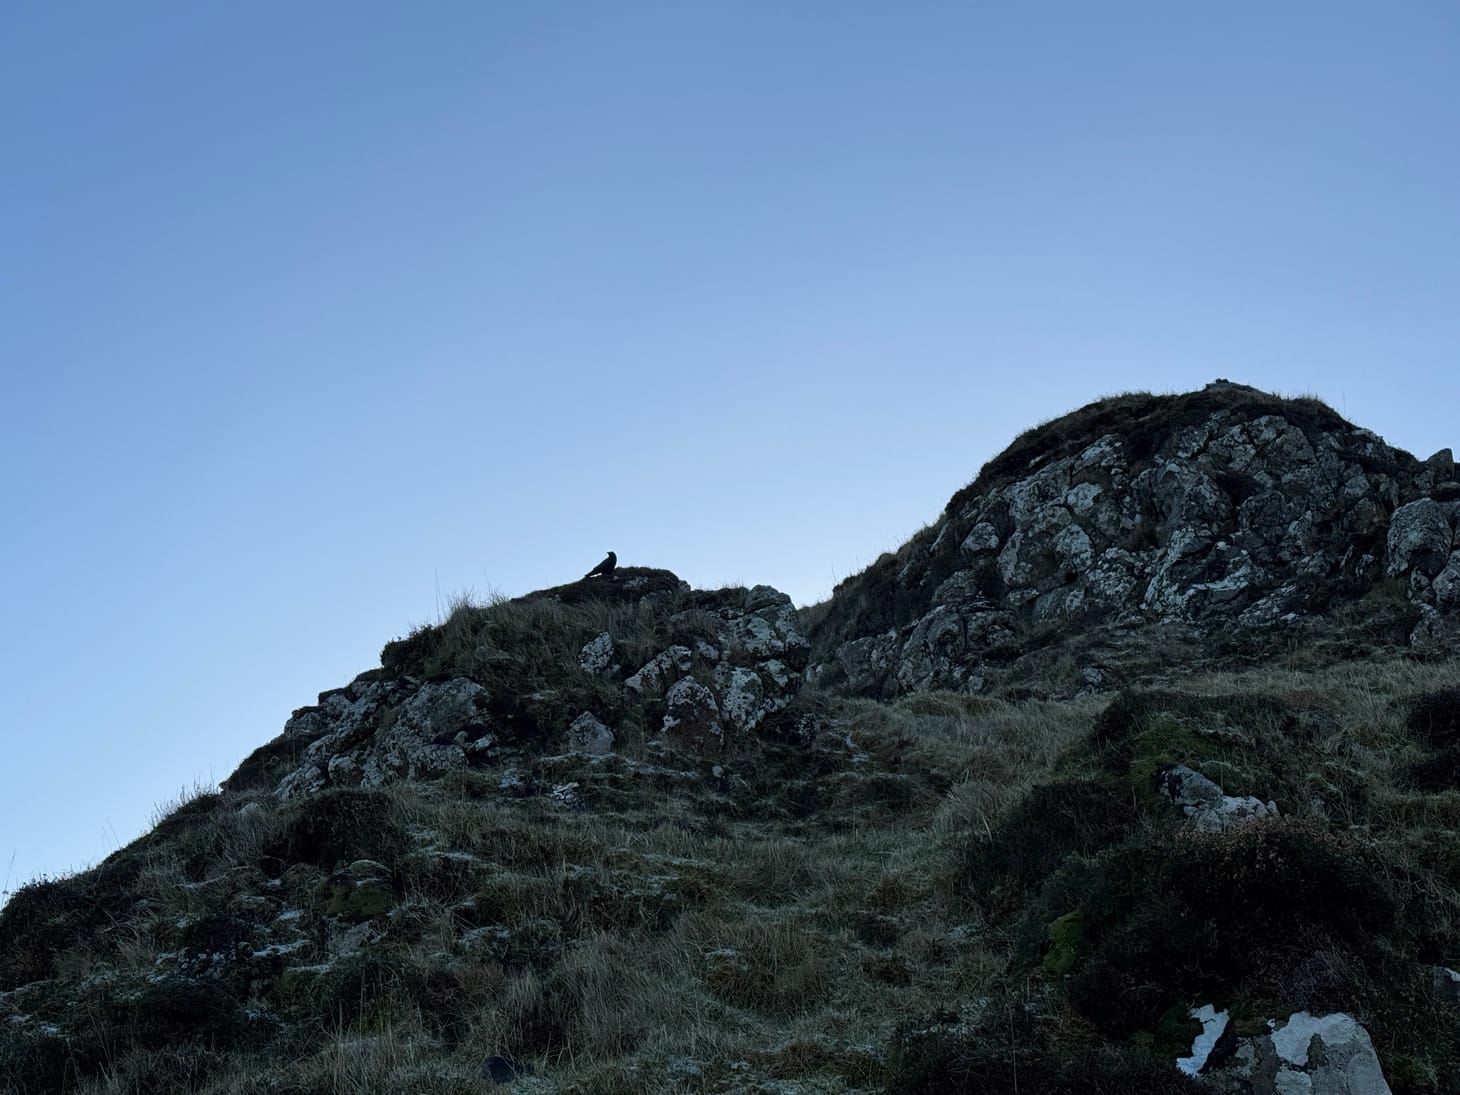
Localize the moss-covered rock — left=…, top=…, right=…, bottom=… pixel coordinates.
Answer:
left=1042, top=910, right=1084, bottom=975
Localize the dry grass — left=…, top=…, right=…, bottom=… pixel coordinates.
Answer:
left=12, top=632, right=1460, bottom=1093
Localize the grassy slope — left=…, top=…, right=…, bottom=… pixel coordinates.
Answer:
left=4, top=581, right=1460, bottom=1093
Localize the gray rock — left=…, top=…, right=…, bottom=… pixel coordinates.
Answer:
left=548, top=782, right=583, bottom=809
left=579, top=632, right=615, bottom=674
left=1203, top=1011, right=1392, bottom=1094
left=1410, top=603, right=1449, bottom=649
left=897, top=606, right=967, bottom=692
left=710, top=586, right=809, bottom=658
left=820, top=392, right=1460, bottom=698
left=276, top=678, right=487, bottom=799
left=660, top=677, right=723, bottom=753
left=1433, top=551, right=1460, bottom=612
left=625, top=646, right=694, bottom=694
left=1267, top=1012, right=1391, bottom=1095
left=716, top=665, right=774, bottom=733
left=356, top=677, right=486, bottom=787
left=1425, top=447, right=1454, bottom=482
left=1386, top=498, right=1454, bottom=578
left=834, top=630, right=899, bottom=691
left=1160, top=764, right=1278, bottom=831
left=565, top=712, right=614, bottom=755
left=961, top=522, right=1001, bottom=554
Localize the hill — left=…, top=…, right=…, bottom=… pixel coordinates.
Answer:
left=4, top=383, right=1460, bottom=1095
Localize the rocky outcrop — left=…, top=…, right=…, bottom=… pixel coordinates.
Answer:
left=227, top=575, right=809, bottom=797
left=1160, top=764, right=1278, bottom=832
left=812, top=383, right=1458, bottom=696
left=1199, top=1011, right=1392, bottom=1095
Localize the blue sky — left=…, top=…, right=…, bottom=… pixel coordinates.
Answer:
left=2, top=2, right=1457, bottom=897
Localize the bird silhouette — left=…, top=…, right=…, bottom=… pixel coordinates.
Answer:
left=584, top=550, right=616, bottom=580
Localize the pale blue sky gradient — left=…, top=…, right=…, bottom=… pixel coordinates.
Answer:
left=3, top=2, right=1457, bottom=896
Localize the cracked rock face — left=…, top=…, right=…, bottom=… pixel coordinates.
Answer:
left=817, top=383, right=1458, bottom=697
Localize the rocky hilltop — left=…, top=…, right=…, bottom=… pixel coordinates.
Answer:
left=815, top=381, right=1459, bottom=695
left=4, top=384, right=1460, bottom=1095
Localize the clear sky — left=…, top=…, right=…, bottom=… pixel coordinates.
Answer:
left=2, top=2, right=1457, bottom=899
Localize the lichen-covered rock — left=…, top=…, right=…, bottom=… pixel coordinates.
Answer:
left=234, top=576, right=810, bottom=800
left=660, top=678, right=723, bottom=754
left=565, top=712, right=614, bottom=755
left=625, top=646, right=694, bottom=694
left=1202, top=1011, right=1392, bottom=1095
left=274, top=677, right=490, bottom=799
left=1386, top=498, right=1454, bottom=578
left=1431, top=551, right=1460, bottom=612
left=579, top=632, right=615, bottom=674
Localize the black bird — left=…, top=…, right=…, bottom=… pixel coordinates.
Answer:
left=584, top=550, right=616, bottom=579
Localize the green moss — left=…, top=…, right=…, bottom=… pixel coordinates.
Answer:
left=270, top=965, right=335, bottom=1015
left=321, top=880, right=394, bottom=921
left=1088, top=690, right=1292, bottom=809
left=1043, top=911, right=1085, bottom=975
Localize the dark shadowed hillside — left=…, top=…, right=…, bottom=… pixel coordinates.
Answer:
left=4, top=384, right=1459, bottom=1095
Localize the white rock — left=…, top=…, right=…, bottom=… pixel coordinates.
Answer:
left=1177, top=1004, right=1229, bottom=1076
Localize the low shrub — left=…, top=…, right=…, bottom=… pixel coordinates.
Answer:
left=262, top=788, right=408, bottom=873
left=1406, top=745, right=1460, bottom=792
left=964, top=781, right=1136, bottom=911
left=1021, top=818, right=1397, bottom=1036
left=1407, top=688, right=1460, bottom=749
left=0, top=876, right=98, bottom=989
left=0, top=1028, right=88, bottom=1095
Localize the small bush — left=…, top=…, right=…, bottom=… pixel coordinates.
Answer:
left=262, top=788, right=408, bottom=873
left=1169, top=818, right=1395, bottom=943
left=1406, top=745, right=1460, bottom=791
left=1023, top=818, right=1398, bottom=1036
left=1407, top=688, right=1460, bottom=749
left=964, top=781, right=1136, bottom=911
left=703, top=922, right=830, bottom=1015
left=0, top=876, right=96, bottom=989
left=121, top=976, right=260, bottom=1051
left=0, top=1028, right=88, bottom=1095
